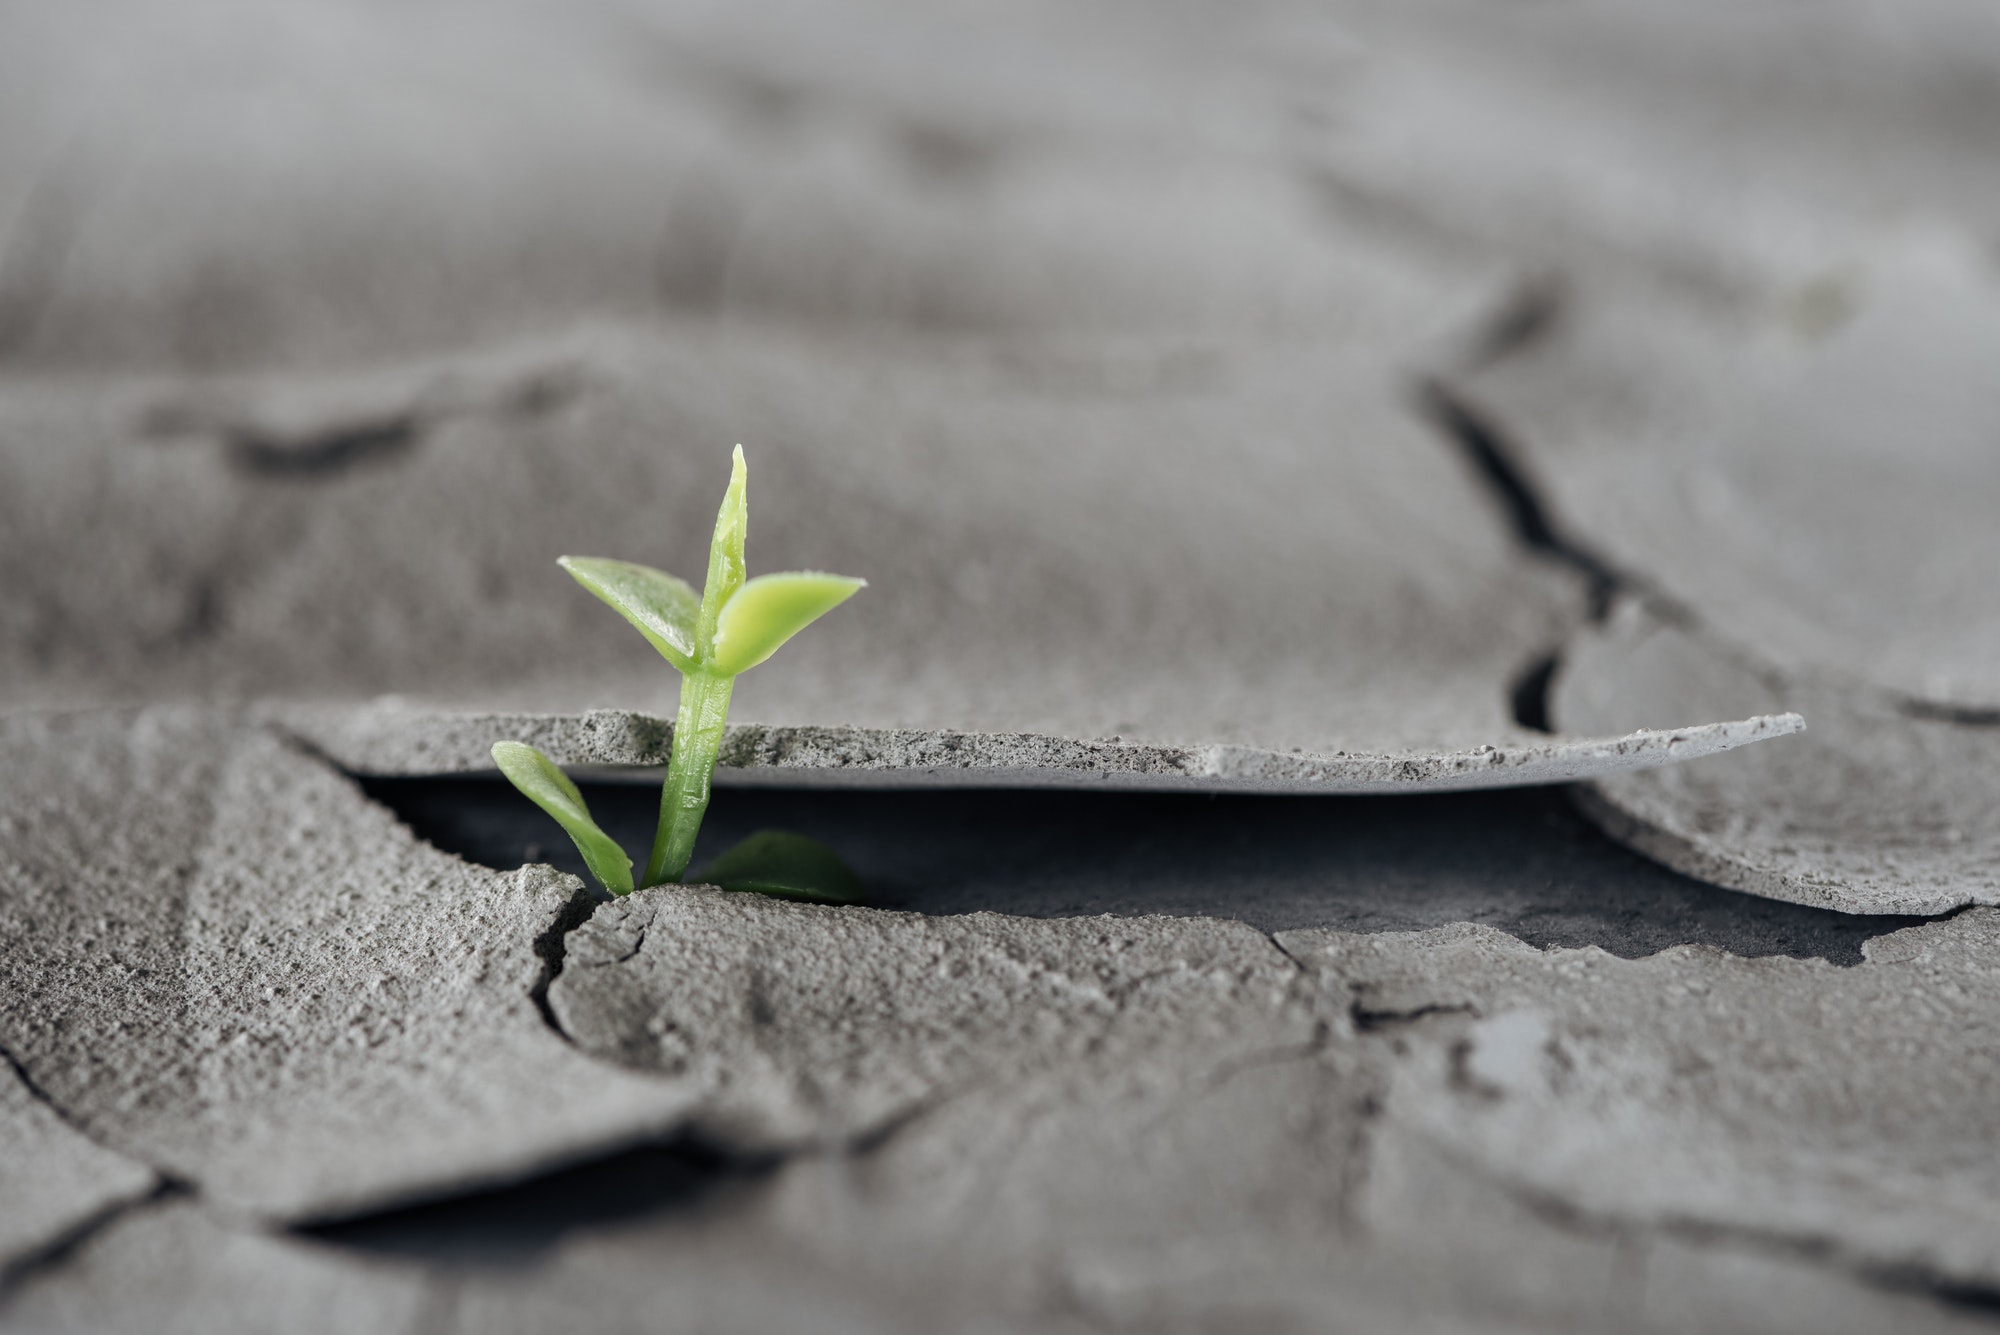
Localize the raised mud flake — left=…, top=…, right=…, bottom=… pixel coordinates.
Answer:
left=0, top=709, right=699, bottom=1222
left=284, top=701, right=1802, bottom=796
left=1281, top=911, right=2000, bottom=1292
left=1553, top=608, right=2000, bottom=916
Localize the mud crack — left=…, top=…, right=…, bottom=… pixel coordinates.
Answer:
left=1417, top=377, right=1624, bottom=619
left=227, top=413, right=424, bottom=478
left=1444, top=1144, right=2000, bottom=1323
left=529, top=884, right=608, bottom=1042
left=1347, top=1000, right=1477, bottom=1034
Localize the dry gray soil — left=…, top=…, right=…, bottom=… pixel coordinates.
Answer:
left=5, top=1, right=2000, bottom=1330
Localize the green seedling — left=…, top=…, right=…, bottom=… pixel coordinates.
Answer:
left=492, top=446, right=865, bottom=901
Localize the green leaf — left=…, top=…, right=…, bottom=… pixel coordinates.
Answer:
left=696, top=830, right=865, bottom=905
left=709, top=571, right=866, bottom=676
left=696, top=444, right=750, bottom=649
left=558, top=556, right=701, bottom=673
left=490, top=741, right=634, bottom=896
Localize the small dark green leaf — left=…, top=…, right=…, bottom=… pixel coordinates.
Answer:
left=695, top=830, right=865, bottom=905
left=558, top=556, right=701, bottom=673
left=490, top=741, right=634, bottom=896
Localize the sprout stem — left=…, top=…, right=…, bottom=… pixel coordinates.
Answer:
left=645, top=667, right=735, bottom=886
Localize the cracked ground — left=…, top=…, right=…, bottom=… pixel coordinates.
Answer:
left=5, top=2, right=2000, bottom=1331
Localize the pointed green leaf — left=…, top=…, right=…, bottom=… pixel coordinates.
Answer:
left=558, top=556, right=701, bottom=672
left=709, top=571, right=866, bottom=676
left=696, top=830, right=865, bottom=905
left=490, top=741, right=634, bottom=896
left=697, top=445, right=750, bottom=650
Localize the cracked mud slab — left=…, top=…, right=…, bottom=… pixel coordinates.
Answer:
left=0, top=709, right=696, bottom=1222
left=549, top=885, right=1316, bottom=1149
left=1554, top=608, right=2000, bottom=915
left=1283, top=913, right=2000, bottom=1295
left=429, top=885, right=2000, bottom=1332
left=1454, top=233, right=2000, bottom=711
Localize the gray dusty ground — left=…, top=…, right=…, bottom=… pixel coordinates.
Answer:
left=0, top=710, right=697, bottom=1222
left=1, top=710, right=1991, bottom=1334
left=5, top=0, right=2000, bottom=1329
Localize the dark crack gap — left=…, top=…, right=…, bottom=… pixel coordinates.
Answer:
left=227, top=413, right=423, bottom=479
left=530, top=884, right=609, bottom=1040
left=1509, top=651, right=1561, bottom=735
left=1461, top=274, right=1567, bottom=371
left=297, top=1136, right=778, bottom=1268
left=2, top=1041, right=94, bottom=1141
left=1349, top=1001, right=1475, bottom=1034
left=0, top=1040, right=173, bottom=1189
left=1874, top=1270, right=2000, bottom=1320
left=1899, top=698, right=2000, bottom=728
left=1417, top=377, right=1624, bottom=620
left=356, top=776, right=1936, bottom=967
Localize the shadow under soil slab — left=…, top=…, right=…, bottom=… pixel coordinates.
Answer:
left=363, top=772, right=1921, bottom=965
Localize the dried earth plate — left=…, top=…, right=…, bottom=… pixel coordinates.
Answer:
left=1553, top=604, right=2000, bottom=916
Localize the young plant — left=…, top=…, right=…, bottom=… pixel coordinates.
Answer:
left=492, top=446, right=865, bottom=901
